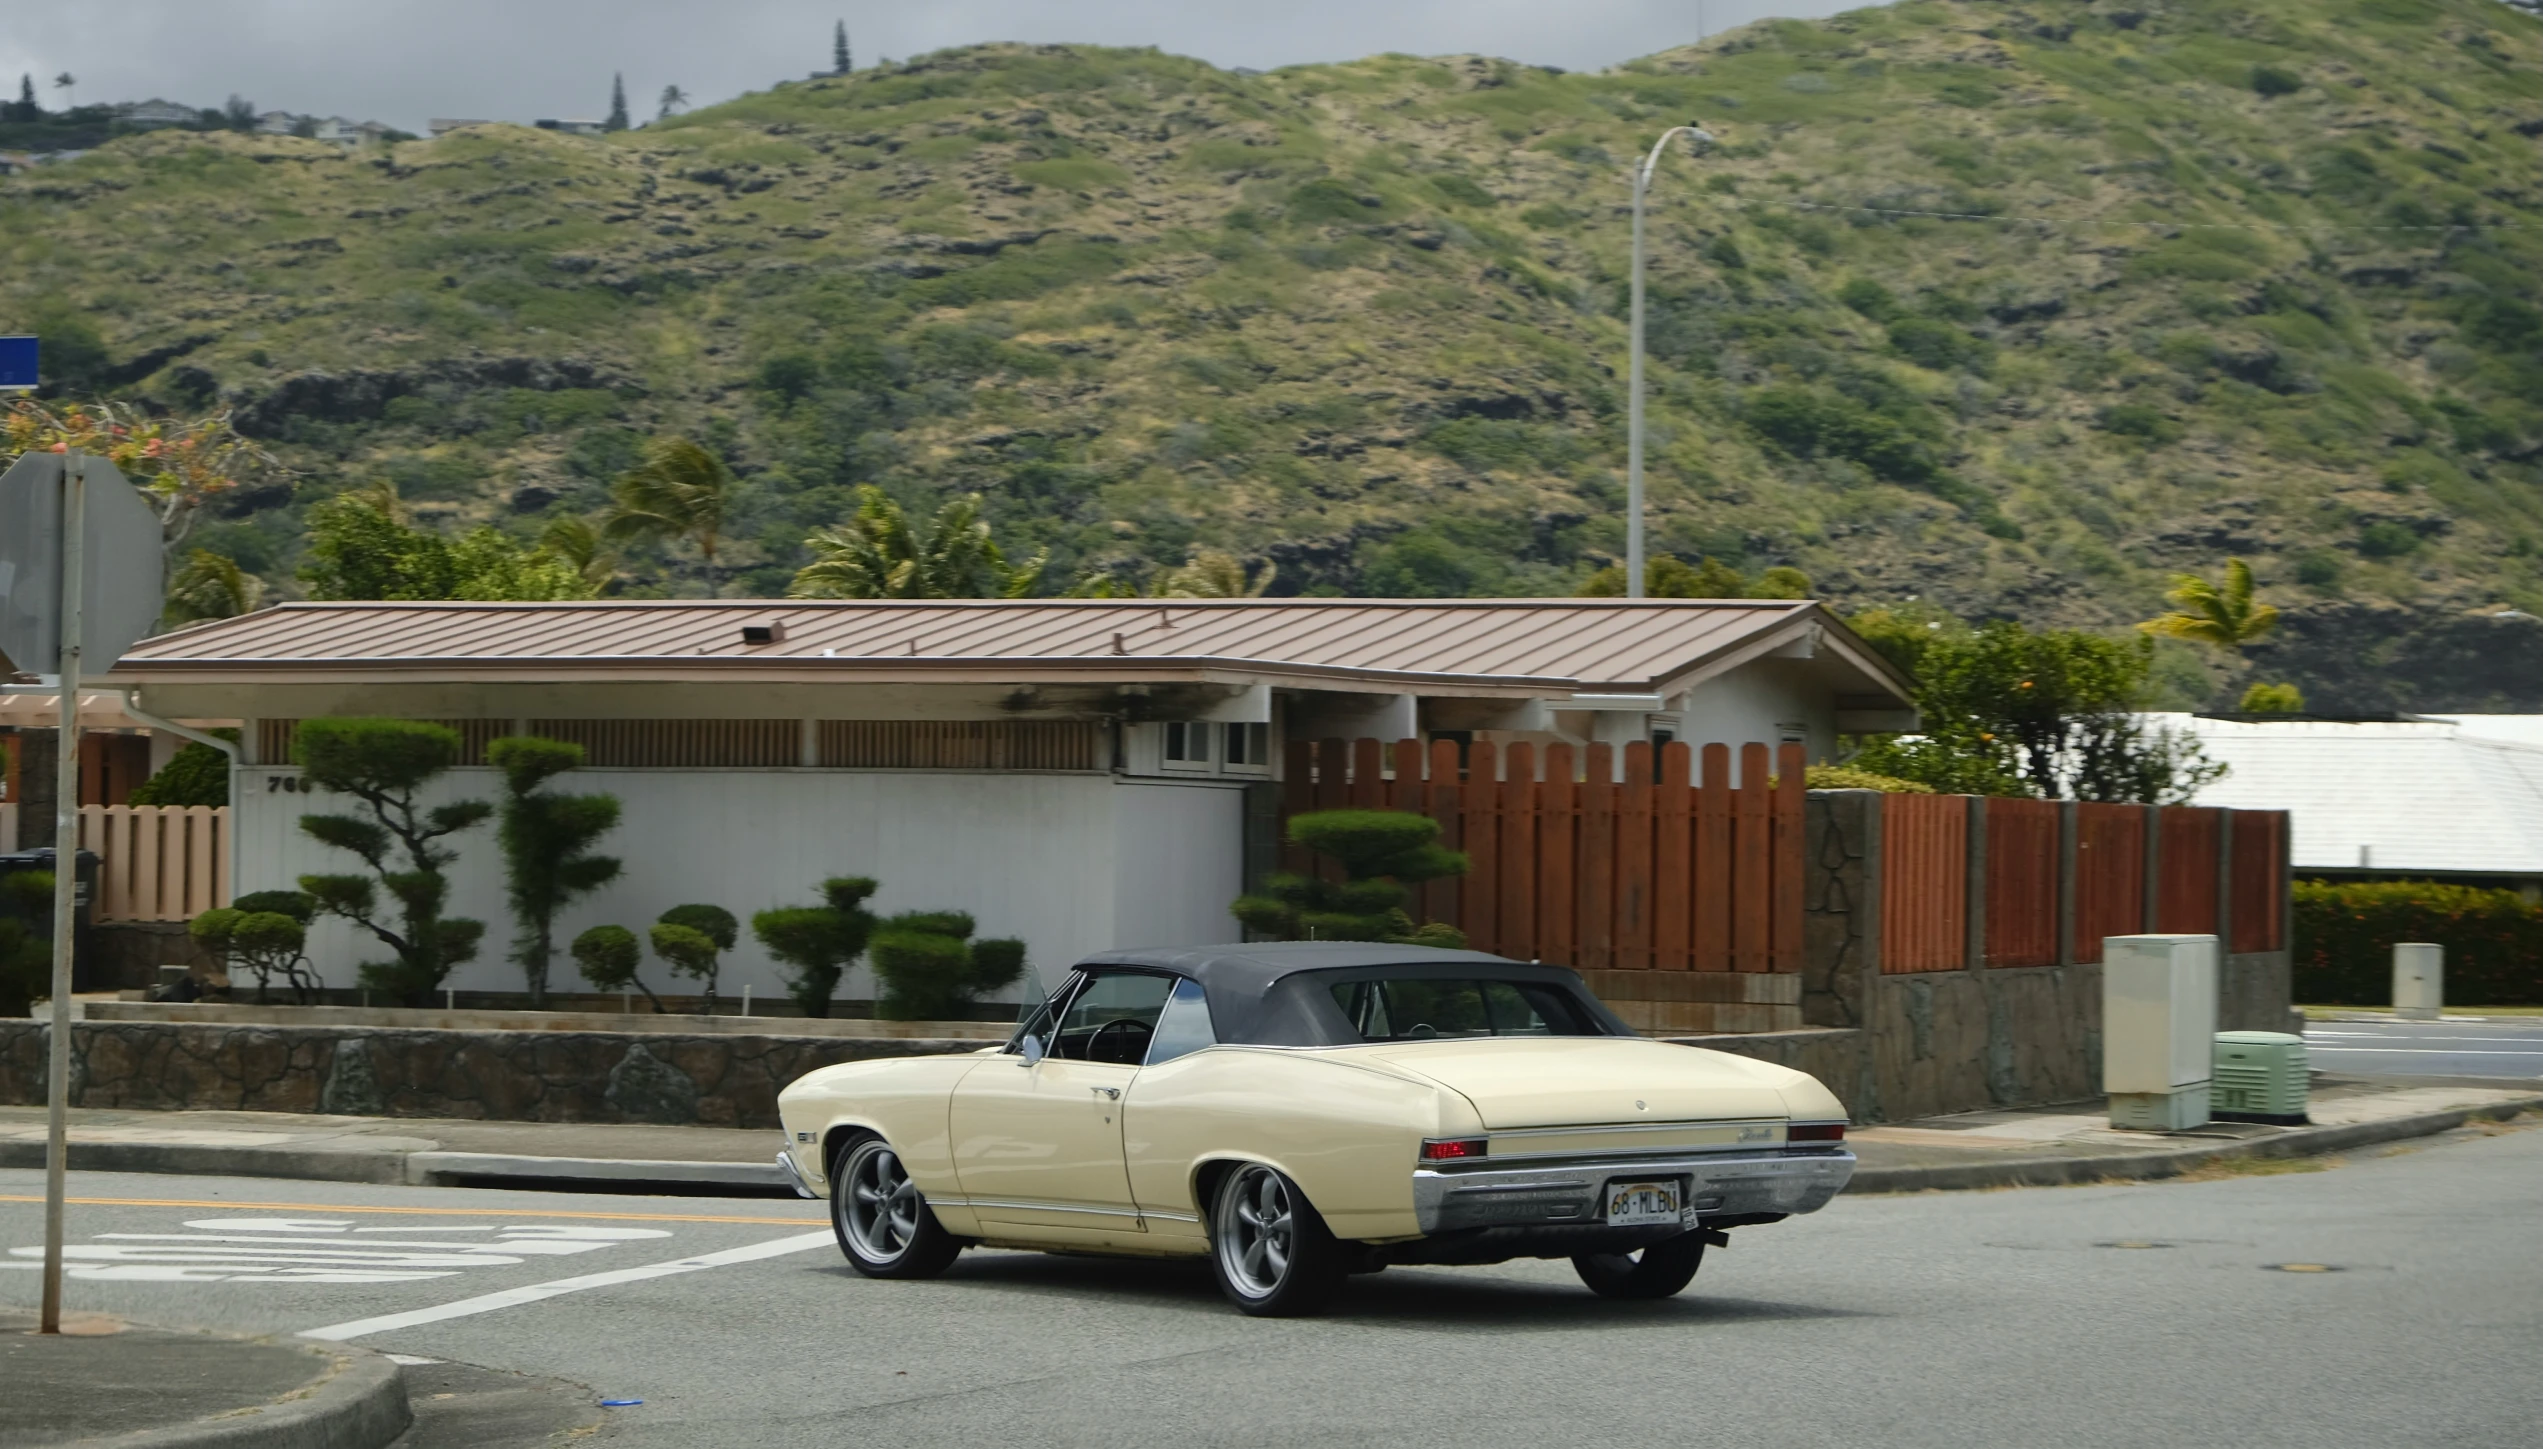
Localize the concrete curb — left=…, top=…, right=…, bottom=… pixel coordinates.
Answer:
left=101, top=1341, right=409, bottom=1449
left=0, top=1140, right=408, bottom=1185
left=1848, top=1093, right=2543, bottom=1194
left=405, top=1150, right=786, bottom=1190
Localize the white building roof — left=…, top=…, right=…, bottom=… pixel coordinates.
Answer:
left=2164, top=713, right=2543, bottom=877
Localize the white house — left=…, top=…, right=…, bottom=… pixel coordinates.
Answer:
left=115, top=100, right=200, bottom=130
left=107, top=598, right=1915, bottom=1004
left=2168, top=712, right=2543, bottom=895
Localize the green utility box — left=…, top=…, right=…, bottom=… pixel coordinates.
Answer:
left=2213, top=1032, right=2310, bottom=1125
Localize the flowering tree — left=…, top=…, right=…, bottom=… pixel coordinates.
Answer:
left=2, top=398, right=290, bottom=554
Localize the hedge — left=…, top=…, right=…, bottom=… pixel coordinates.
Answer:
left=2292, top=880, right=2543, bottom=1006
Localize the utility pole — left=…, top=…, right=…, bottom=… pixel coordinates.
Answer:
left=1626, top=123, right=1716, bottom=599
left=37, top=448, right=83, bottom=1336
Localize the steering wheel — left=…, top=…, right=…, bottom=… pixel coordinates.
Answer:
left=1087, top=1017, right=1154, bottom=1066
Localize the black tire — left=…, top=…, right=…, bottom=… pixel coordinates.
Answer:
left=1208, top=1163, right=1346, bottom=1316
left=1573, top=1232, right=1706, bottom=1300
left=829, top=1133, right=963, bottom=1280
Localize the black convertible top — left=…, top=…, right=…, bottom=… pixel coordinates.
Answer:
left=1063, top=943, right=1632, bottom=1048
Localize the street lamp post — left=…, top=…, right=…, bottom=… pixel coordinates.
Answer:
left=1626, top=123, right=1716, bottom=599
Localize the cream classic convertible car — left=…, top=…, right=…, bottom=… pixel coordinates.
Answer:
left=775, top=943, right=1855, bottom=1315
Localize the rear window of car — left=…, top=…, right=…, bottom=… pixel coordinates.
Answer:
left=1326, top=977, right=1600, bottom=1042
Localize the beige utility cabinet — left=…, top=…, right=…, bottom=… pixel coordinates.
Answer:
left=2104, top=934, right=2218, bottom=1132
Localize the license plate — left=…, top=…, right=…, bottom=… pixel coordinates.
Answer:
left=1603, top=1179, right=1683, bottom=1227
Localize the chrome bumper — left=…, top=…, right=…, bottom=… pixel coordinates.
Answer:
left=1412, top=1149, right=1854, bottom=1234
left=775, top=1147, right=819, bottom=1200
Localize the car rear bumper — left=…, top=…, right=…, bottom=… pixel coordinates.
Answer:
left=1412, top=1148, right=1854, bottom=1234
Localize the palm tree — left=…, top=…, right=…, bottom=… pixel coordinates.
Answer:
left=789, top=486, right=1046, bottom=599
left=605, top=438, right=736, bottom=596
left=164, top=550, right=265, bottom=624
left=657, top=84, right=688, bottom=121
left=2138, top=558, right=2280, bottom=651
left=52, top=72, right=73, bottom=111
left=537, top=515, right=619, bottom=592
left=1160, top=549, right=1274, bottom=598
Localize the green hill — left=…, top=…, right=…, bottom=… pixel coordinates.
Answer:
left=7, top=0, right=2543, bottom=709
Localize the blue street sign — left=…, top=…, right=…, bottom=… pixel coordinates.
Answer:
left=0, top=335, right=34, bottom=391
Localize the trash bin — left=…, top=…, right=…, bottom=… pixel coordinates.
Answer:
left=0, top=848, right=99, bottom=991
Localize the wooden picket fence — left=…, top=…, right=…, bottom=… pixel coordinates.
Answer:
left=1280, top=738, right=1807, bottom=973
left=1877, top=794, right=2288, bottom=973
left=76, top=805, right=229, bottom=922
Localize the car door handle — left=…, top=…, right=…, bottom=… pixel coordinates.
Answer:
left=1091, top=1086, right=1120, bottom=1100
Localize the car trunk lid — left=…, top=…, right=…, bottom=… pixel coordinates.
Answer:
left=1359, top=1037, right=1790, bottom=1128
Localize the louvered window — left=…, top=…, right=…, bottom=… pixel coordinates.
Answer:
left=257, top=719, right=507, bottom=766
left=527, top=719, right=800, bottom=768
left=819, top=720, right=1099, bottom=771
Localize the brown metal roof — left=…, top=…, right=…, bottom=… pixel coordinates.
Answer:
left=108, top=599, right=1912, bottom=700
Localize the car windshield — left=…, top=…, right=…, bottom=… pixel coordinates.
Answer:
left=1326, top=977, right=1598, bottom=1042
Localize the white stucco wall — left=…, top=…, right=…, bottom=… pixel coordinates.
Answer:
left=235, top=766, right=1245, bottom=1005
left=1673, top=659, right=1834, bottom=768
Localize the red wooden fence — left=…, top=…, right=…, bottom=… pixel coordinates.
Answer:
left=2072, top=803, right=2147, bottom=966
left=1281, top=737, right=1806, bottom=973
left=2228, top=810, right=2287, bottom=953
left=1278, top=742, right=2290, bottom=982
left=2155, top=806, right=2222, bottom=935
left=1880, top=794, right=1967, bottom=973
left=1984, top=797, right=2061, bottom=969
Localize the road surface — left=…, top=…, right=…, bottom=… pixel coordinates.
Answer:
left=6, top=1115, right=2539, bottom=1447
left=2305, top=1016, right=2543, bottom=1080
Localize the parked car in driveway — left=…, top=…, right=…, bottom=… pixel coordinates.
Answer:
left=776, top=943, right=1855, bottom=1315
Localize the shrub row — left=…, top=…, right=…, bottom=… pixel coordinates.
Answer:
left=2291, top=880, right=2543, bottom=1006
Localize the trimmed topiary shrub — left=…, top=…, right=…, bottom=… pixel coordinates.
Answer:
left=751, top=877, right=880, bottom=1018
left=651, top=903, right=738, bottom=1013
left=866, top=910, right=1030, bottom=1021
left=572, top=924, right=661, bottom=1012
left=189, top=888, right=320, bottom=1003
left=1232, top=809, right=1470, bottom=945
left=2292, top=880, right=2543, bottom=1006
left=293, top=717, right=492, bottom=1003
left=489, top=735, right=622, bottom=1010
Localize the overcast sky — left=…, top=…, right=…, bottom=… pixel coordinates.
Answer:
left=4, top=1, right=1872, bottom=131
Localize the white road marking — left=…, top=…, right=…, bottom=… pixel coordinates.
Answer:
left=0, top=1217, right=672, bottom=1285
left=2304, top=1047, right=2543, bottom=1055
left=298, top=1229, right=837, bottom=1342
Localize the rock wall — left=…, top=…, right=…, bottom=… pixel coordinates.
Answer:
left=0, top=1021, right=971, bottom=1130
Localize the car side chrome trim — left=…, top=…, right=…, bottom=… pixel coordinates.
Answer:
left=932, top=1196, right=1148, bottom=1221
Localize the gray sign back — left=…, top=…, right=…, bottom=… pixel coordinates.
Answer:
left=0, top=452, right=168, bottom=675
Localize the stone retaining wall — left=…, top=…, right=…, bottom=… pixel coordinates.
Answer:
left=0, top=1021, right=972, bottom=1130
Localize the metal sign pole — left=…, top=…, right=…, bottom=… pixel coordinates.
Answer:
left=38, top=447, right=85, bottom=1336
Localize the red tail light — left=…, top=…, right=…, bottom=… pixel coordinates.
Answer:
left=1788, top=1122, right=1847, bottom=1143
left=1420, top=1137, right=1488, bottom=1162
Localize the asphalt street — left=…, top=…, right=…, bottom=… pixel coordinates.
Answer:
left=4, top=1118, right=2539, bottom=1448
left=2304, top=1017, right=2543, bottom=1080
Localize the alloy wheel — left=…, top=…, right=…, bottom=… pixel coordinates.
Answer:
left=1221, top=1165, right=1295, bottom=1296
left=843, top=1141, right=921, bottom=1264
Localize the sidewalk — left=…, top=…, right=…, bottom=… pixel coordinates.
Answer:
left=1, top=1074, right=2534, bottom=1199
left=1846, top=1074, right=2541, bottom=1192
left=1, top=1308, right=410, bottom=1448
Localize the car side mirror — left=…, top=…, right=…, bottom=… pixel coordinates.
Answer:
left=1019, top=1033, right=1045, bottom=1066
